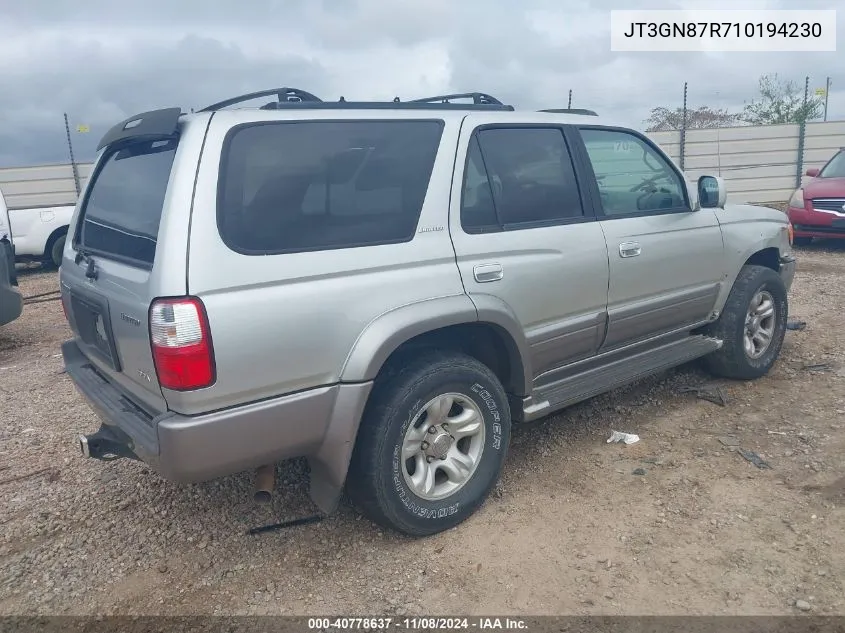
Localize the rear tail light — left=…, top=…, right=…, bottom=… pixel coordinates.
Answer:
left=787, top=222, right=794, bottom=246
left=149, top=297, right=215, bottom=391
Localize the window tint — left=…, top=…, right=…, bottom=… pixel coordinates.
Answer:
left=218, top=120, right=443, bottom=254
left=819, top=150, right=845, bottom=178
left=80, top=139, right=177, bottom=266
left=460, top=137, right=499, bottom=233
left=580, top=128, right=688, bottom=216
left=461, top=127, right=584, bottom=232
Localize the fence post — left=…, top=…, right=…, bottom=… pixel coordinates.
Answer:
left=795, top=76, right=809, bottom=188
left=679, top=82, right=687, bottom=171
left=64, top=113, right=81, bottom=197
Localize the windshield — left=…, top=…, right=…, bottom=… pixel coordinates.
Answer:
left=78, top=138, right=177, bottom=266
left=819, top=150, right=845, bottom=178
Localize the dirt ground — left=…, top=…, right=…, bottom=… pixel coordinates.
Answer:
left=1, top=242, right=844, bottom=618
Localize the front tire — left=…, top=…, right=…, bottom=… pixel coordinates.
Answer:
left=704, top=264, right=788, bottom=380
left=346, top=351, right=511, bottom=537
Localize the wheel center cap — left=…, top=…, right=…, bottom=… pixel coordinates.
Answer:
left=425, top=431, right=453, bottom=459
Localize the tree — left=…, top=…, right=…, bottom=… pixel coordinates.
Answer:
left=645, top=106, right=738, bottom=132
left=739, top=73, right=823, bottom=125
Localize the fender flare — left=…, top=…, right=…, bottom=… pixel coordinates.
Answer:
left=716, top=234, right=784, bottom=313
left=339, top=293, right=533, bottom=395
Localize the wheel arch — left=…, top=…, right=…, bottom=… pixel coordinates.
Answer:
left=713, top=239, right=786, bottom=316
left=339, top=294, right=533, bottom=396
left=44, top=225, right=69, bottom=257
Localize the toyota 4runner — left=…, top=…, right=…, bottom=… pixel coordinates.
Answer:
left=61, top=88, right=796, bottom=536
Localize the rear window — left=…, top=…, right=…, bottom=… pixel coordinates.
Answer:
left=217, top=120, right=444, bottom=254
left=79, top=138, right=177, bottom=266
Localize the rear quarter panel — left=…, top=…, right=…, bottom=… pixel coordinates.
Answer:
left=179, top=111, right=467, bottom=415
left=712, top=203, right=792, bottom=312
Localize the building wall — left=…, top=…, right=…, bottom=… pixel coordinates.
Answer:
left=649, top=120, right=845, bottom=204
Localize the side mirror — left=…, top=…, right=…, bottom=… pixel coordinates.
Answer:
left=805, top=167, right=820, bottom=178
left=698, top=175, right=727, bottom=209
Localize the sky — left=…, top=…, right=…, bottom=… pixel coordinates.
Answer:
left=0, top=0, right=842, bottom=167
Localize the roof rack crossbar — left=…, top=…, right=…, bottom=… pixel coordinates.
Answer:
left=242, top=101, right=514, bottom=111
left=539, top=108, right=599, bottom=116
left=410, top=92, right=505, bottom=106
left=199, top=87, right=323, bottom=112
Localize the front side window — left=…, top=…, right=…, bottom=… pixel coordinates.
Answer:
left=218, top=120, right=444, bottom=254
left=579, top=128, right=688, bottom=216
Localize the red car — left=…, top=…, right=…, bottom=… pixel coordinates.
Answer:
left=787, top=148, right=845, bottom=245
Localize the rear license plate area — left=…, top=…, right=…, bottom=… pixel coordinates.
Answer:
left=69, top=292, right=122, bottom=371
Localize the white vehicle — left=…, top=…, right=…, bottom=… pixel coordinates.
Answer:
left=0, top=189, right=23, bottom=326
left=8, top=204, right=75, bottom=268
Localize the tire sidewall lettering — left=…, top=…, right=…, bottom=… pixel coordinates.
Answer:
left=388, top=378, right=505, bottom=520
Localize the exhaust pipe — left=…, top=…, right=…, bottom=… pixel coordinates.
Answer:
left=254, top=465, right=275, bottom=503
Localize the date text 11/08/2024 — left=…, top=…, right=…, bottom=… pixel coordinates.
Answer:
left=308, top=617, right=529, bottom=631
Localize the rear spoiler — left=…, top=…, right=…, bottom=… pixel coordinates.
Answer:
left=96, top=108, right=183, bottom=151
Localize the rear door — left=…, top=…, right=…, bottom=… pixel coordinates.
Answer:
left=60, top=116, right=207, bottom=416
left=448, top=116, right=610, bottom=381
left=573, top=126, right=725, bottom=351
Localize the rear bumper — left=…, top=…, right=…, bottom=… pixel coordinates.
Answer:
left=62, top=340, right=372, bottom=508
left=0, top=284, right=22, bottom=326
left=0, top=241, right=22, bottom=326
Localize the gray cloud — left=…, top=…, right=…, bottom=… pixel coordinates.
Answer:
left=0, top=0, right=842, bottom=167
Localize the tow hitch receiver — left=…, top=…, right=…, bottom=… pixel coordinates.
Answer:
left=78, top=425, right=139, bottom=462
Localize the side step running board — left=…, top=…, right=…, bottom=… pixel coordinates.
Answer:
left=522, top=335, right=723, bottom=422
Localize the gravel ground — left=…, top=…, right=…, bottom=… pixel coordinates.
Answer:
left=1, top=243, right=844, bottom=617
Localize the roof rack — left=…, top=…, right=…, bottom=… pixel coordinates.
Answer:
left=198, top=87, right=514, bottom=112
left=199, top=87, right=323, bottom=112
left=409, top=92, right=506, bottom=106
left=539, top=108, right=599, bottom=116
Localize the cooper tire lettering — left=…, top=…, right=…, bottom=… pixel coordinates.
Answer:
left=347, top=351, right=512, bottom=537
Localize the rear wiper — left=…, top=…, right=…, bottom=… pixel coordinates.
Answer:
left=74, top=247, right=99, bottom=280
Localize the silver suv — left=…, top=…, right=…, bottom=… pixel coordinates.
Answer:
left=61, top=88, right=796, bottom=536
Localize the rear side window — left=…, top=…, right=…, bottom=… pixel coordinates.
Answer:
left=79, top=139, right=177, bottom=266
left=461, top=127, right=585, bottom=233
left=218, top=120, right=444, bottom=254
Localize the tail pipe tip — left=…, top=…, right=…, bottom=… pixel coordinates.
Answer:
left=254, top=464, right=275, bottom=504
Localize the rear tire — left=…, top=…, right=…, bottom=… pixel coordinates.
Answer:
left=704, top=264, right=788, bottom=380
left=346, top=351, right=511, bottom=537
left=44, top=233, right=66, bottom=269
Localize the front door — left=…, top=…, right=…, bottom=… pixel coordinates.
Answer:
left=575, top=126, right=726, bottom=351
left=448, top=117, right=610, bottom=380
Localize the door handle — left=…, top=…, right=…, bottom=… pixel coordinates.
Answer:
left=619, top=242, right=641, bottom=258
left=473, top=263, right=504, bottom=283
